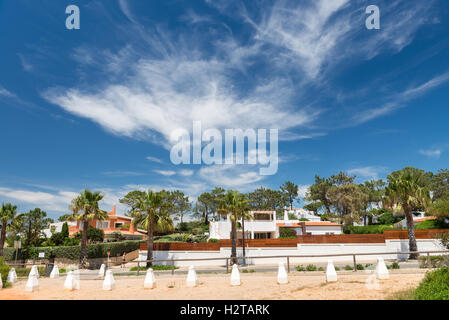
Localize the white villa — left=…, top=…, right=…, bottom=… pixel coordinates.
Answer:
left=209, top=208, right=342, bottom=240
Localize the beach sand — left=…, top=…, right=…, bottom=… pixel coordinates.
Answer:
left=0, top=271, right=425, bottom=300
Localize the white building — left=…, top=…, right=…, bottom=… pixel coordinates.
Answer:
left=42, top=221, right=76, bottom=238
left=209, top=209, right=342, bottom=240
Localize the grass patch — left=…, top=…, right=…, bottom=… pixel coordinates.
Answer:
left=389, top=288, right=416, bottom=300
left=130, top=265, right=180, bottom=271
left=242, top=269, right=255, bottom=273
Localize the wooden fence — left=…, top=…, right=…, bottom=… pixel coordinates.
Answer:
left=139, top=229, right=449, bottom=251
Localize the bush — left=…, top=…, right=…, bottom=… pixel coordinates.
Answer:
left=296, top=265, right=306, bottom=272
left=414, top=267, right=449, bottom=300
left=208, top=238, right=220, bottom=243
left=318, top=267, right=324, bottom=271
left=279, top=228, right=296, bottom=239
left=356, top=264, right=365, bottom=270
left=343, top=225, right=394, bottom=234
left=306, top=264, right=317, bottom=271
left=377, top=210, right=401, bottom=225
left=418, top=255, right=449, bottom=268
left=0, top=258, right=11, bottom=286
left=390, top=262, right=400, bottom=269
left=344, top=265, right=353, bottom=271
left=14, top=267, right=45, bottom=278
left=335, top=266, right=340, bottom=271
left=130, top=265, right=179, bottom=271
left=2, top=240, right=141, bottom=261
left=415, top=220, right=449, bottom=230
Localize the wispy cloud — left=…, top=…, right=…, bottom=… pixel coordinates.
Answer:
left=146, top=156, right=163, bottom=164
left=154, top=170, right=176, bottom=176
left=419, top=149, right=442, bottom=159
left=101, top=170, right=145, bottom=177
left=179, top=169, right=194, bottom=177
left=0, top=85, right=15, bottom=98
left=348, top=166, right=388, bottom=180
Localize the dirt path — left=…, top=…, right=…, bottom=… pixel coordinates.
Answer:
left=0, top=271, right=425, bottom=300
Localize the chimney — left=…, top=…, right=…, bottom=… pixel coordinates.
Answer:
left=110, top=204, right=116, bottom=216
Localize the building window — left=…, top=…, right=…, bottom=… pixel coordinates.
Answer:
left=97, top=221, right=109, bottom=229
left=115, top=222, right=124, bottom=228
left=254, top=232, right=272, bottom=239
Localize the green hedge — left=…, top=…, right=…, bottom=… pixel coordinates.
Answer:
left=414, top=267, right=449, bottom=300
left=418, top=255, right=449, bottom=268
left=343, top=225, right=395, bottom=234
left=415, top=220, right=449, bottom=230
left=1, top=240, right=140, bottom=261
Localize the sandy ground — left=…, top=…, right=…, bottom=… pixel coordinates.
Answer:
left=0, top=271, right=425, bottom=300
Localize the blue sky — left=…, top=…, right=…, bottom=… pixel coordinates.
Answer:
left=1, top=0, right=449, bottom=220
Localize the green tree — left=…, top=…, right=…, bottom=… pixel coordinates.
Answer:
left=303, top=201, right=323, bottom=215
left=326, top=183, right=366, bottom=225
left=280, top=181, right=299, bottom=210
left=120, top=190, right=174, bottom=267
left=305, top=175, right=334, bottom=214
left=359, top=180, right=386, bottom=225
left=58, top=214, right=72, bottom=222
left=70, top=189, right=108, bottom=268
left=168, top=190, right=191, bottom=224
left=430, top=169, right=449, bottom=201
left=0, top=203, right=17, bottom=256
left=385, top=168, right=431, bottom=259
left=22, top=208, right=53, bottom=247
left=218, top=190, right=248, bottom=264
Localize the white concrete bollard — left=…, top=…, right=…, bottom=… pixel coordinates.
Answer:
left=7, top=268, right=18, bottom=284
left=277, top=262, right=288, bottom=284
left=98, top=264, right=106, bottom=277
left=64, top=271, right=75, bottom=291
left=25, top=273, right=39, bottom=292
left=29, top=265, right=39, bottom=279
left=50, top=265, right=59, bottom=279
left=144, top=268, right=156, bottom=289
left=326, top=260, right=338, bottom=282
left=376, top=257, right=389, bottom=280
left=230, top=264, right=241, bottom=286
left=186, top=266, right=198, bottom=287
left=103, top=270, right=115, bottom=291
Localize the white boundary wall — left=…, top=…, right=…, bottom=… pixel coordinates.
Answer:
left=139, top=239, right=447, bottom=266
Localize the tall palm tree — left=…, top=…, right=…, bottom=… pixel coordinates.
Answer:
left=385, top=171, right=430, bottom=259
left=120, top=190, right=173, bottom=267
left=0, top=203, right=18, bottom=257
left=236, top=195, right=252, bottom=265
left=218, top=190, right=248, bottom=265
left=70, top=189, right=108, bottom=268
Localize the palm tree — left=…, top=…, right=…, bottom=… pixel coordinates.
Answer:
left=70, top=189, right=108, bottom=268
left=0, top=203, right=18, bottom=257
left=120, top=190, right=173, bottom=267
left=218, top=190, right=248, bottom=265
left=236, top=196, right=252, bottom=265
left=385, top=170, right=430, bottom=259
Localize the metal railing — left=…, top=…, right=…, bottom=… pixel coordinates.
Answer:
left=5, top=249, right=448, bottom=277
left=132, top=249, right=449, bottom=275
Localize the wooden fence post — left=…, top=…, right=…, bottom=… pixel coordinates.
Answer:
left=353, top=255, right=357, bottom=272
left=287, top=256, right=290, bottom=273
left=226, top=258, right=229, bottom=274
left=171, top=259, right=175, bottom=275
left=427, top=252, right=432, bottom=269
left=137, top=261, right=140, bottom=276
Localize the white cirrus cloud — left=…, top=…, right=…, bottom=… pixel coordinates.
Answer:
left=419, top=149, right=442, bottom=159
left=348, top=166, right=388, bottom=180
left=154, top=170, right=177, bottom=176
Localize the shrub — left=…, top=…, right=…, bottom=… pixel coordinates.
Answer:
left=0, top=258, right=11, bottom=286
left=296, top=265, right=306, bottom=272
left=279, top=228, right=296, bottom=239
left=14, top=267, right=45, bottom=278
left=390, top=262, right=400, bottom=269
left=356, top=264, right=365, bottom=270
left=318, top=267, right=324, bottom=271
left=418, top=255, right=449, bottom=268
left=130, top=265, right=179, bottom=271
left=343, top=225, right=394, bottom=234
left=335, top=266, right=340, bottom=271
left=377, top=210, right=401, bottom=225
left=2, top=240, right=141, bottom=261
left=208, top=238, right=220, bottom=243
left=415, top=219, right=449, bottom=230
left=414, top=267, right=449, bottom=300
left=306, top=264, right=317, bottom=271
left=344, top=265, right=353, bottom=271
